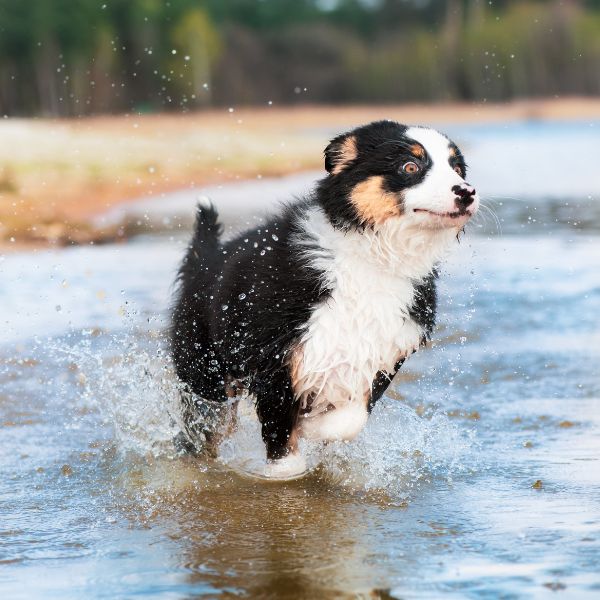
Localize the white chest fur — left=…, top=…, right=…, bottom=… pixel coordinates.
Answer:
left=289, top=207, right=455, bottom=442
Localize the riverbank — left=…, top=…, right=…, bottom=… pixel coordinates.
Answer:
left=1, top=97, right=600, bottom=249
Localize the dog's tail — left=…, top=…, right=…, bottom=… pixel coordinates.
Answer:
left=171, top=200, right=226, bottom=400
left=193, top=200, right=222, bottom=248
left=176, top=200, right=223, bottom=283
left=189, top=199, right=222, bottom=262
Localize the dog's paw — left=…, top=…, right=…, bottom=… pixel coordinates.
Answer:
left=264, top=452, right=307, bottom=480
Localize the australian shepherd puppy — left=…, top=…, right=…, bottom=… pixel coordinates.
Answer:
left=171, top=120, right=479, bottom=478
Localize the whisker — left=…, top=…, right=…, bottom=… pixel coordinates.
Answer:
left=477, top=203, right=502, bottom=236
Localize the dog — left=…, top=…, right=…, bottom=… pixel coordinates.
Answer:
left=171, top=120, right=479, bottom=478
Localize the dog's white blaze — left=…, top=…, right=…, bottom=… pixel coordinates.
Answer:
left=291, top=205, right=456, bottom=442
left=403, top=126, right=468, bottom=215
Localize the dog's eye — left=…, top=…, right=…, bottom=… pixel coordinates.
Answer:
left=454, top=166, right=463, bottom=176
left=402, top=161, right=419, bottom=174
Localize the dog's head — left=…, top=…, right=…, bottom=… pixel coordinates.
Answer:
left=319, top=120, right=479, bottom=230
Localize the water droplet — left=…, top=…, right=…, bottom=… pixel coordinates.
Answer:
left=221, top=304, right=229, bottom=311
left=238, top=293, right=246, bottom=300
left=271, top=234, right=279, bottom=241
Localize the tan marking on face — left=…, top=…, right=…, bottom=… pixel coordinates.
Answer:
left=331, top=135, right=358, bottom=175
left=410, top=143, right=425, bottom=159
left=449, top=146, right=457, bottom=157
left=350, top=175, right=401, bottom=225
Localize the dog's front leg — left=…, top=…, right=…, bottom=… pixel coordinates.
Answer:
left=368, top=357, right=406, bottom=413
left=254, top=369, right=305, bottom=478
left=368, top=325, right=426, bottom=412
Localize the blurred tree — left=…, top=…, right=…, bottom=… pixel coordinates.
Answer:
left=0, top=0, right=599, bottom=115
left=171, top=9, right=221, bottom=106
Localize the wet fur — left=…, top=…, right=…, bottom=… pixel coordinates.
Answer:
left=170, top=120, right=477, bottom=470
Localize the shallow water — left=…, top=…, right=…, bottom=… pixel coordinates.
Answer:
left=2, top=131, right=600, bottom=598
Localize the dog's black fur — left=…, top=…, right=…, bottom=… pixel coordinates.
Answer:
left=171, top=201, right=330, bottom=458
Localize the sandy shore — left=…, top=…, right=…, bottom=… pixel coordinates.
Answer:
left=1, top=98, right=599, bottom=249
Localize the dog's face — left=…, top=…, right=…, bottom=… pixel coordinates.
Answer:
left=321, top=120, right=479, bottom=230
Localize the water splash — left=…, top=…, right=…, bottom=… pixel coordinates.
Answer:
left=317, top=401, right=473, bottom=498
left=32, top=326, right=474, bottom=502
left=217, top=395, right=472, bottom=501
left=46, top=329, right=183, bottom=459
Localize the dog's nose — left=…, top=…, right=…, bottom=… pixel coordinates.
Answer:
left=452, top=184, right=476, bottom=209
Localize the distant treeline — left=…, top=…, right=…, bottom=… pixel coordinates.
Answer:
left=1, top=0, right=600, bottom=116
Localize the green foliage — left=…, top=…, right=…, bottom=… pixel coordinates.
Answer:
left=0, top=0, right=599, bottom=115
left=170, top=9, right=221, bottom=105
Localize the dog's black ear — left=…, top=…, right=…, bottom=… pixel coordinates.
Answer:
left=324, top=133, right=357, bottom=174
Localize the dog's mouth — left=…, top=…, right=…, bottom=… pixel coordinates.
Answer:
left=413, top=208, right=473, bottom=219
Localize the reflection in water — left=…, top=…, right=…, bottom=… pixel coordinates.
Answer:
left=162, top=470, right=382, bottom=598
left=116, top=454, right=456, bottom=599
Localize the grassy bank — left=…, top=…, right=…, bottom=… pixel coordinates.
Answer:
left=2, top=98, right=600, bottom=249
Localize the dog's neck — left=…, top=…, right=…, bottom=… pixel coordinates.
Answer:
left=296, top=205, right=457, bottom=282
